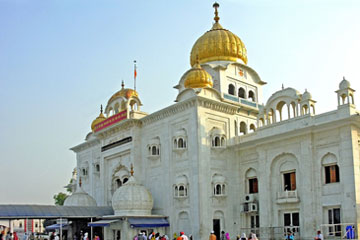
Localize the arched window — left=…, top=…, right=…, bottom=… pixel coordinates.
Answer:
left=123, top=177, right=128, bottom=184
left=179, top=185, right=185, bottom=197
left=248, top=90, right=255, bottom=101
left=228, top=84, right=235, bottom=95
left=116, top=179, right=122, bottom=188
left=174, top=139, right=177, bottom=148
left=238, top=87, right=245, bottom=98
left=240, top=122, right=247, bottom=135
left=249, top=124, right=256, bottom=133
left=214, top=184, right=222, bottom=195
left=19, top=222, right=22, bottom=228
left=96, top=164, right=100, bottom=172
left=152, top=146, right=157, bottom=155
left=174, top=186, right=179, bottom=197
left=213, top=137, right=220, bottom=147
left=178, top=138, right=184, bottom=148
left=221, top=137, right=225, bottom=146
left=148, top=146, right=151, bottom=155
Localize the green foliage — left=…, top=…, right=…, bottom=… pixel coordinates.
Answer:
left=53, top=192, right=68, bottom=205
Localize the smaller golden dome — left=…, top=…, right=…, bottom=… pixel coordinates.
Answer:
left=107, top=81, right=139, bottom=106
left=184, top=61, right=213, bottom=89
left=91, top=105, right=107, bottom=131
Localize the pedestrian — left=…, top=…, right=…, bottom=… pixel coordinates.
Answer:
left=172, top=233, right=177, bottom=240
left=54, top=235, right=59, bottom=240
left=13, top=233, right=18, bottom=240
left=240, top=233, right=247, bottom=240
left=220, top=231, right=225, bottom=240
left=180, top=232, right=188, bottom=240
left=83, top=233, right=89, bottom=240
left=236, top=235, right=240, bottom=240
left=285, top=232, right=294, bottom=240
left=209, top=231, right=216, bottom=240
left=314, top=230, right=323, bottom=240
left=225, top=233, right=230, bottom=240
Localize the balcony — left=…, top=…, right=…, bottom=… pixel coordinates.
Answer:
left=276, top=190, right=300, bottom=204
left=223, top=93, right=258, bottom=109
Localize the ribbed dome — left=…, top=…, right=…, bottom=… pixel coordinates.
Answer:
left=190, top=4, right=247, bottom=66
left=108, top=86, right=138, bottom=106
left=184, top=62, right=213, bottom=88
left=91, top=106, right=106, bottom=131
left=111, top=176, right=153, bottom=216
left=64, top=187, right=97, bottom=207
left=302, top=90, right=312, bottom=100
left=340, top=78, right=351, bottom=90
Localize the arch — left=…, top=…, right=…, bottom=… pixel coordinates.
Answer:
left=302, top=104, right=309, bottom=115
left=350, top=93, right=355, bottom=104
left=276, top=101, right=289, bottom=121
left=129, top=99, right=139, bottom=111
left=114, top=103, right=120, bottom=114
left=245, top=168, right=257, bottom=178
left=341, top=94, right=347, bottom=104
left=321, top=153, right=337, bottom=165
left=248, top=90, right=255, bottom=101
left=178, top=138, right=184, bottom=148
left=249, top=124, right=256, bottom=133
left=215, top=184, right=222, bottom=195
left=116, top=179, right=122, bottom=188
left=213, top=136, right=220, bottom=147
left=238, top=87, right=245, bottom=98
left=228, top=84, right=235, bottom=95
left=179, top=185, right=186, bottom=197
left=174, top=186, right=179, bottom=197
left=174, top=139, right=177, bottom=148
left=270, top=153, right=299, bottom=193
left=290, top=102, right=297, bottom=118
left=221, top=137, right=225, bottom=146
left=240, top=121, right=247, bottom=135
left=311, top=104, right=315, bottom=114
left=151, top=146, right=157, bottom=155
left=259, top=118, right=265, bottom=127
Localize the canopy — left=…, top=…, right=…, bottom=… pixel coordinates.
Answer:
left=128, top=218, right=169, bottom=228
left=0, top=205, right=114, bottom=219
left=45, top=224, right=68, bottom=230
left=88, top=219, right=119, bottom=227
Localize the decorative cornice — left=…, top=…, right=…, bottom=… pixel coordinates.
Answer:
left=141, top=98, right=197, bottom=126
left=197, top=96, right=239, bottom=115
left=70, top=138, right=100, bottom=153
left=95, top=119, right=142, bottom=139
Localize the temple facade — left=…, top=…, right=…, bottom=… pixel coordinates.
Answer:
left=68, top=3, right=360, bottom=240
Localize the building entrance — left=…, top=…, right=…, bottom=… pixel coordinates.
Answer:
left=213, top=219, right=220, bottom=239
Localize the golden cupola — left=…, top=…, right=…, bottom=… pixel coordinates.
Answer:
left=190, top=2, right=247, bottom=67
left=184, top=59, right=213, bottom=89
left=107, top=81, right=139, bottom=106
left=91, top=105, right=107, bottom=131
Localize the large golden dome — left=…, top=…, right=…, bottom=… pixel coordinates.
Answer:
left=190, top=3, right=247, bottom=66
left=91, top=105, right=107, bottom=131
left=184, top=61, right=213, bottom=89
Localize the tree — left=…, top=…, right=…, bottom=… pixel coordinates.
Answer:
left=53, top=192, right=68, bottom=205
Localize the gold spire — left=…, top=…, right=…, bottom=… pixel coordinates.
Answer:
left=130, top=164, right=134, bottom=176
left=190, top=3, right=247, bottom=66
left=213, top=2, right=220, bottom=23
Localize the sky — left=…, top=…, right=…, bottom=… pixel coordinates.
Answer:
left=0, top=0, right=359, bottom=204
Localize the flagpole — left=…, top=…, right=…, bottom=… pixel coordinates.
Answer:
left=134, top=60, right=137, bottom=91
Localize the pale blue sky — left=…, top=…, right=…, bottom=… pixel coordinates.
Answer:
left=0, top=0, right=359, bottom=204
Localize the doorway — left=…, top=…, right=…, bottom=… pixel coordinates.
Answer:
left=213, top=219, right=220, bottom=240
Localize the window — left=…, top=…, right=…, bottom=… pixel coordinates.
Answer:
left=228, top=84, right=235, bottom=95
left=123, top=177, right=128, bottom=184
left=284, top=212, right=299, bottom=233
left=240, top=122, right=247, bottom=135
left=212, top=136, right=226, bottom=148
left=248, top=91, right=255, bottom=101
left=251, top=215, right=260, bottom=233
left=116, top=179, right=122, bottom=188
left=19, top=222, right=22, bottom=228
left=328, top=208, right=341, bottom=236
left=238, top=87, right=245, bottom=98
left=96, top=164, right=100, bottom=172
left=174, top=137, right=187, bottom=149
left=249, top=178, right=258, bottom=194
left=152, top=146, right=157, bottom=155
left=174, top=184, right=188, bottom=197
left=283, top=172, right=296, bottom=191
left=214, top=184, right=226, bottom=196
left=325, top=165, right=340, bottom=184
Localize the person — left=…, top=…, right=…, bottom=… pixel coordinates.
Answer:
left=236, top=235, right=240, bottom=240
left=189, top=235, right=192, bottom=240
left=209, top=231, right=216, bottom=240
left=13, top=232, right=18, bottom=240
left=83, top=233, right=88, bottom=240
left=285, top=232, right=294, bottom=240
left=314, top=230, right=323, bottom=240
left=225, top=233, right=230, bottom=240
left=240, top=233, right=247, bottom=240
left=220, top=231, right=225, bottom=240
left=49, top=233, right=54, bottom=240
left=180, top=232, right=188, bottom=240
left=251, top=233, right=258, bottom=240
left=172, top=233, right=177, bottom=240
left=54, top=235, right=59, bottom=240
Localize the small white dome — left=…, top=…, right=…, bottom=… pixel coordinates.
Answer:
left=112, top=176, right=153, bottom=216
left=339, top=78, right=351, bottom=90
left=302, top=90, right=312, bottom=100
left=64, top=187, right=97, bottom=207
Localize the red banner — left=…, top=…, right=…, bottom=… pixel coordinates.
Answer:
left=94, top=109, right=127, bottom=132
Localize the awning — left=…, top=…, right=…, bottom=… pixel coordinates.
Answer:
left=45, top=224, right=68, bottom=230
left=88, top=219, right=119, bottom=227
left=128, top=218, right=169, bottom=228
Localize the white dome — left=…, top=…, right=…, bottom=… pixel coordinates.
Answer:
left=302, top=90, right=312, bottom=100
left=64, top=187, right=97, bottom=206
left=111, top=176, right=153, bottom=216
left=340, top=79, right=351, bottom=90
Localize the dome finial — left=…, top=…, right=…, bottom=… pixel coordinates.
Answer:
left=213, top=2, right=220, bottom=23
left=343, top=76, right=346, bottom=81
left=121, top=80, right=125, bottom=89
left=130, top=163, right=134, bottom=176
left=100, top=104, right=103, bottom=114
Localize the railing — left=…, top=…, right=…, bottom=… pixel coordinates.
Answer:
left=277, top=190, right=298, bottom=199
left=223, top=93, right=258, bottom=108
left=320, top=223, right=356, bottom=239
left=238, top=226, right=300, bottom=240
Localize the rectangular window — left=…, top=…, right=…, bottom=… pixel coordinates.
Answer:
left=328, top=208, right=341, bottom=236
left=251, top=215, right=260, bottom=228
left=284, top=212, right=300, bottom=234
left=325, top=165, right=340, bottom=183
left=249, top=178, right=258, bottom=194
left=284, top=172, right=296, bottom=191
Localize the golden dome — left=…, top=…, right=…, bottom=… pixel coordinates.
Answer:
left=184, top=61, right=213, bottom=88
left=107, top=82, right=139, bottom=106
left=190, top=3, right=247, bottom=66
left=91, top=105, right=107, bottom=131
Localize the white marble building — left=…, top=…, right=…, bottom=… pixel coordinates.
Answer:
left=68, top=3, right=360, bottom=240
